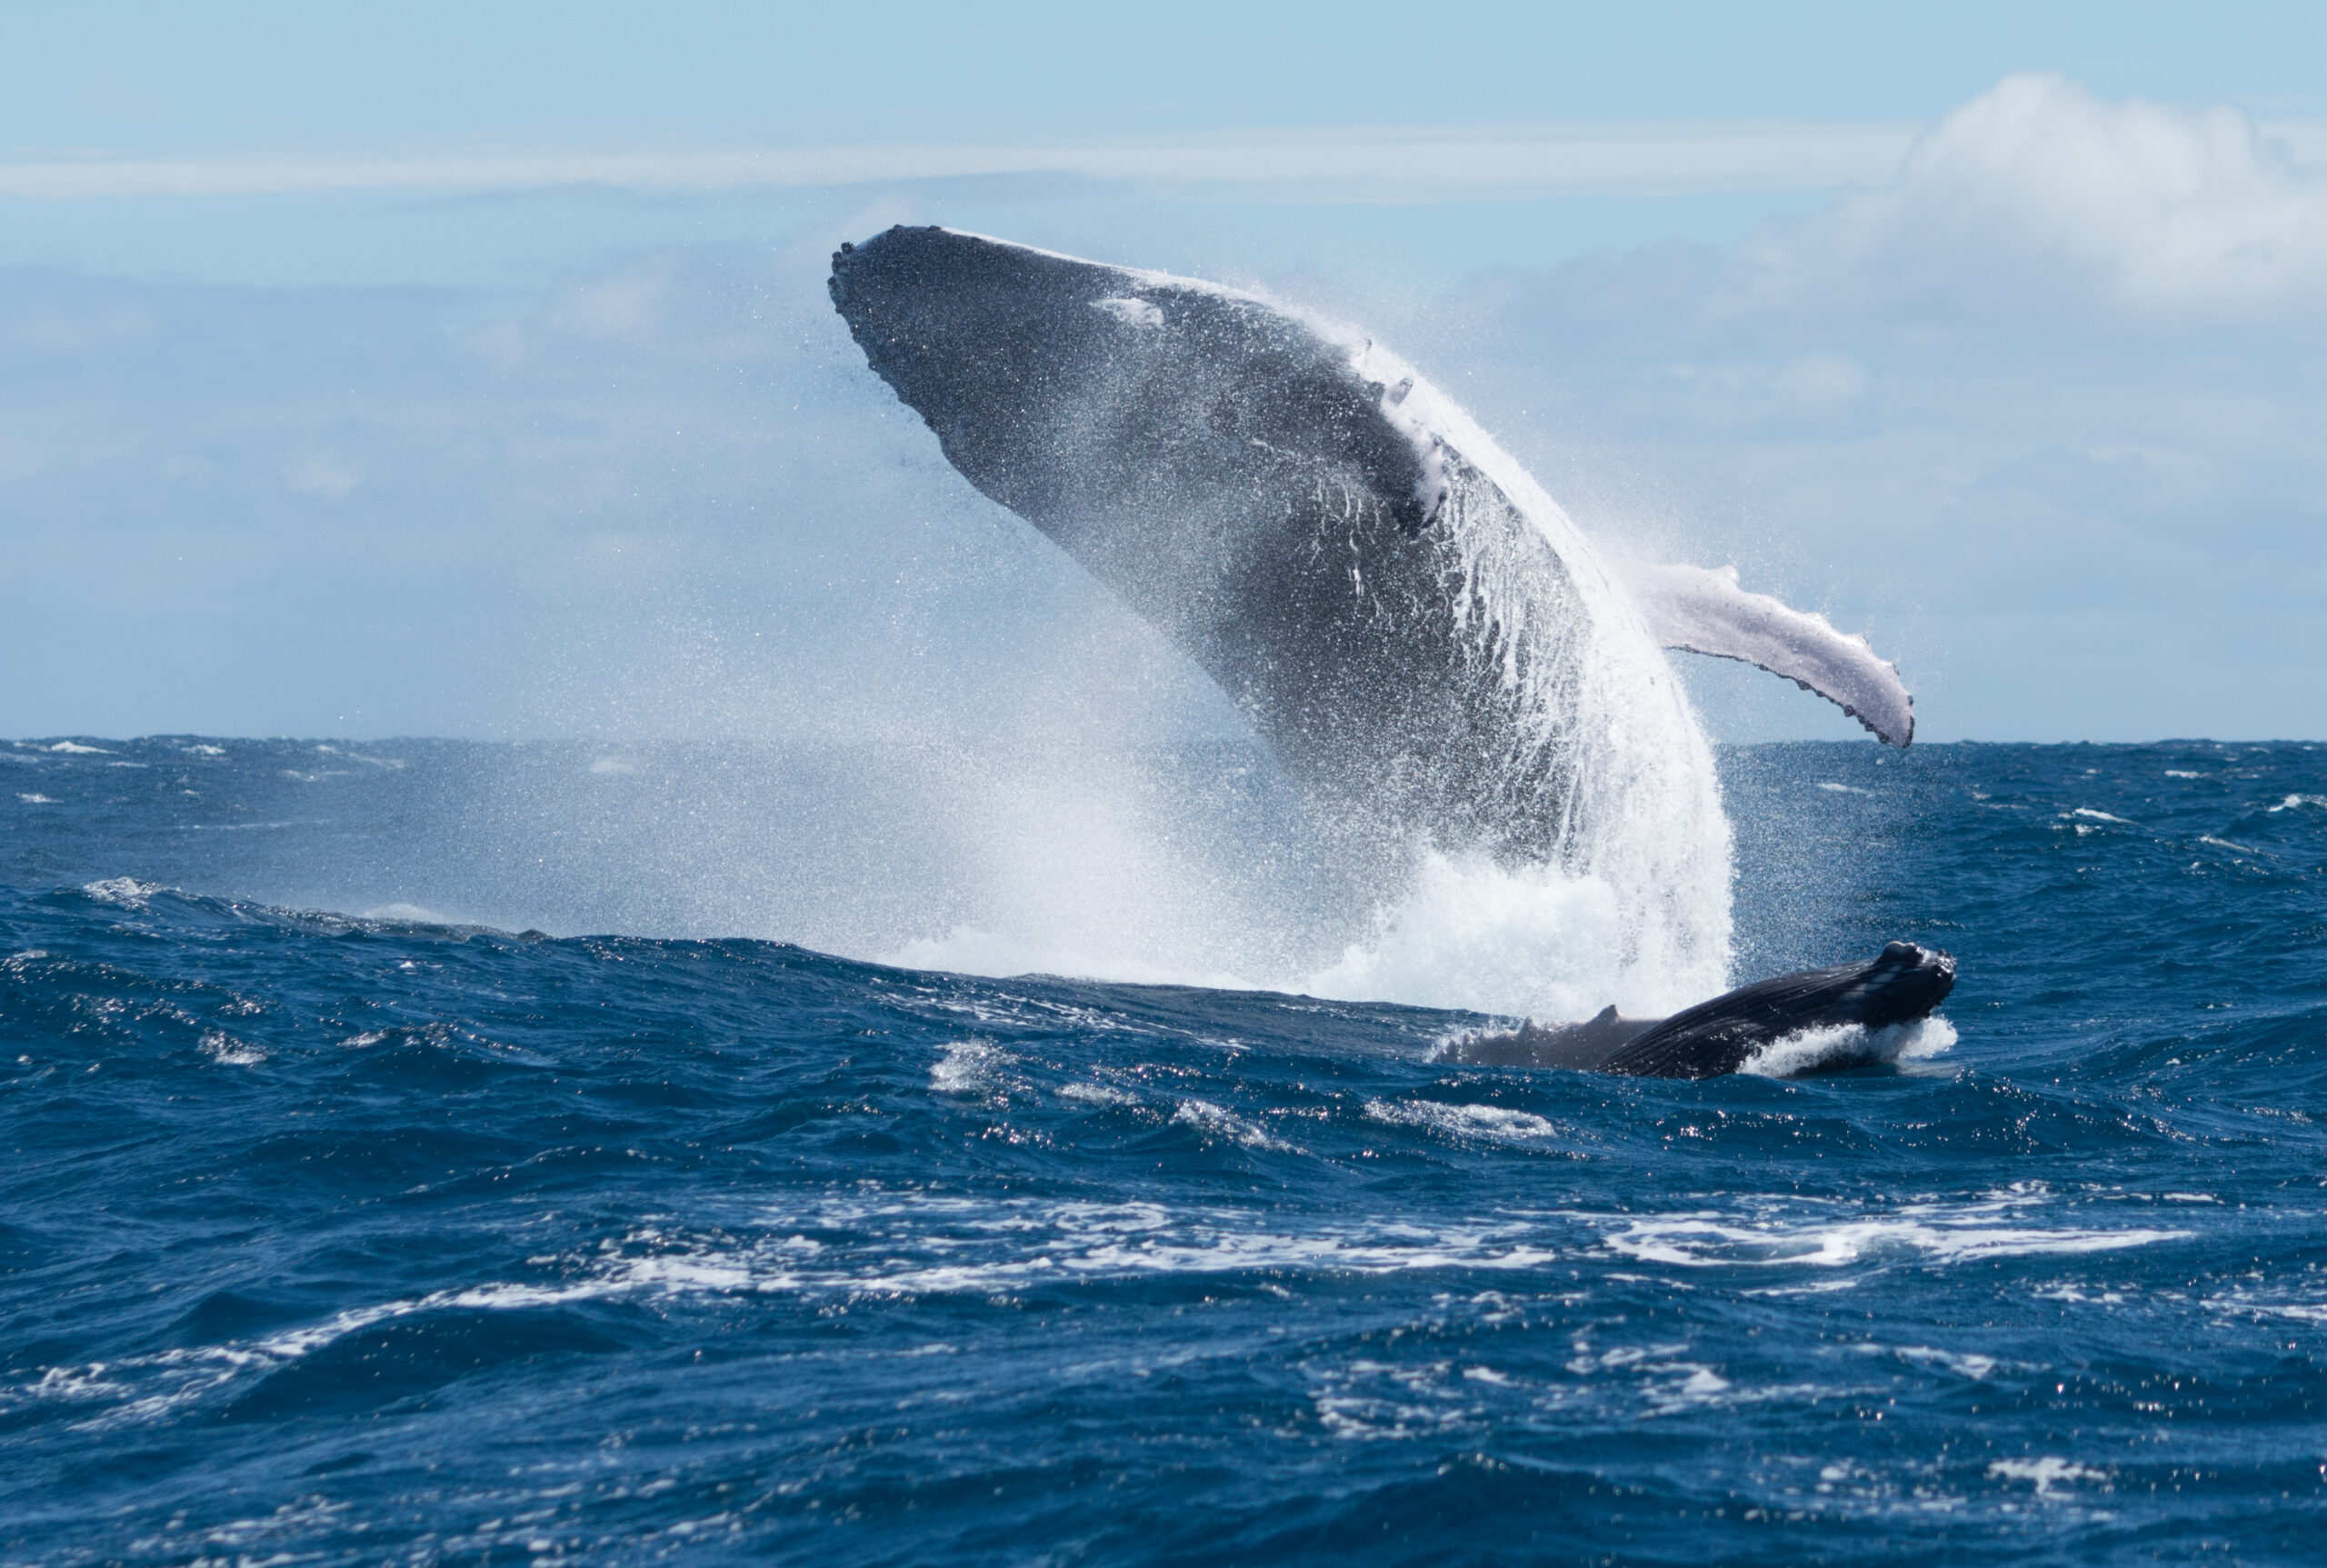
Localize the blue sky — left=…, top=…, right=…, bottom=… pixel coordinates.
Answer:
left=5, top=3, right=2324, bottom=741
left=11, top=3, right=2326, bottom=150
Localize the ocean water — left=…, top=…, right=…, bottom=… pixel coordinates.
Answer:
left=4, top=734, right=2325, bottom=1564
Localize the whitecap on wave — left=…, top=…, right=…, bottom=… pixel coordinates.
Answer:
left=1603, top=1205, right=2187, bottom=1269
left=1741, top=1016, right=1958, bottom=1079
left=81, top=877, right=165, bottom=909
left=928, top=1041, right=1014, bottom=1098
left=1172, top=1097, right=1296, bottom=1153
left=1363, top=1098, right=1573, bottom=1148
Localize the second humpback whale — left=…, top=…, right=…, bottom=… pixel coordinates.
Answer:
left=1445, top=941, right=1958, bottom=1079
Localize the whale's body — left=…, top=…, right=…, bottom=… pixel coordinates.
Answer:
left=1447, top=941, right=1958, bottom=1079
left=834, top=225, right=1642, bottom=866
left=830, top=228, right=1906, bottom=867
left=827, top=225, right=1916, bottom=1022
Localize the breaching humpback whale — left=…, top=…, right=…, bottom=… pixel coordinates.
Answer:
left=1446, top=941, right=1957, bottom=1079
left=829, top=227, right=1909, bottom=865
left=828, top=226, right=1937, bottom=1074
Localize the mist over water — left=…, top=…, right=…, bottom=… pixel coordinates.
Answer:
left=0, top=723, right=1732, bottom=1023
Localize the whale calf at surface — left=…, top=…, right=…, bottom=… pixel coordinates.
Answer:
left=828, top=226, right=1911, bottom=889
left=1446, top=942, right=1959, bottom=1079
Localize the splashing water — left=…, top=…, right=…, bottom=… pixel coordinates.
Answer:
left=1319, top=349, right=1733, bottom=1016
left=1738, top=1016, right=1960, bottom=1079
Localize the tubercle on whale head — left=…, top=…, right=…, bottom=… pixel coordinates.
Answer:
left=1878, top=939, right=1955, bottom=976
left=1348, top=344, right=1450, bottom=532
left=1870, top=940, right=1957, bottom=1019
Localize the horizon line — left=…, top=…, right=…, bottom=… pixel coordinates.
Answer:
left=0, top=123, right=1937, bottom=200
left=7, top=734, right=2318, bottom=749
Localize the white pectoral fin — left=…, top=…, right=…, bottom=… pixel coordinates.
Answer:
left=1623, top=562, right=1915, bottom=745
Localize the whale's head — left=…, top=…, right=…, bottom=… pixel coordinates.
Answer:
left=828, top=225, right=1443, bottom=543
left=1858, top=940, right=1957, bottom=1027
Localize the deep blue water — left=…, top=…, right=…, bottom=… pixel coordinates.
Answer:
left=4, top=736, right=2326, bottom=1564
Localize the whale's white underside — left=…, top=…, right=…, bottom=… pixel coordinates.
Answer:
left=1620, top=562, right=1914, bottom=745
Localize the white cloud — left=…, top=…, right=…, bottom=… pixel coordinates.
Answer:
left=280, top=453, right=359, bottom=499
left=1752, top=75, right=2327, bottom=316
left=1408, top=78, right=2327, bottom=741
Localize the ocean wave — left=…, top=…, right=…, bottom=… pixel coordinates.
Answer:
left=6, top=739, right=2327, bottom=1561
left=1601, top=1206, right=2187, bottom=1268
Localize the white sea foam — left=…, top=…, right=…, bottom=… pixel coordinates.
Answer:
left=894, top=843, right=1705, bottom=1020
left=1364, top=1098, right=1571, bottom=1146
left=1816, top=781, right=1874, bottom=794
left=419, top=1200, right=1563, bottom=1311
left=1603, top=1208, right=2185, bottom=1268
left=2270, top=794, right=2326, bottom=812
left=1058, top=1082, right=1139, bottom=1107
left=81, top=877, right=163, bottom=908
left=1172, top=1098, right=1297, bottom=1153
left=17, top=794, right=54, bottom=804
left=19, top=1182, right=2198, bottom=1435
left=198, top=1030, right=267, bottom=1065
left=2164, top=769, right=2201, bottom=778
left=2068, top=807, right=2133, bottom=824
left=1885, top=1343, right=1999, bottom=1379
left=929, top=1042, right=1012, bottom=1097
left=1303, top=853, right=1636, bottom=1018
left=46, top=741, right=110, bottom=754
left=19, top=1203, right=1563, bottom=1423
left=1739, top=1016, right=1958, bottom=1078
left=1988, top=1457, right=2103, bottom=1495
